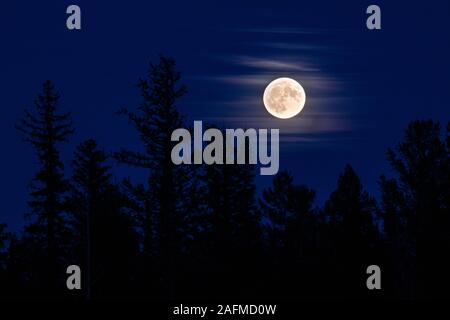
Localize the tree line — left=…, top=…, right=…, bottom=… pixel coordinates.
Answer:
left=0, top=56, right=449, bottom=300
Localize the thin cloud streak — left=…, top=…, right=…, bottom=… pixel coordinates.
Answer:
left=227, top=27, right=349, bottom=35
left=227, top=55, right=320, bottom=72
left=252, top=42, right=330, bottom=51
left=200, top=115, right=352, bottom=134
left=189, top=74, right=343, bottom=93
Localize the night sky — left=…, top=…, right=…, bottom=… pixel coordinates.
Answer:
left=1, top=0, right=450, bottom=231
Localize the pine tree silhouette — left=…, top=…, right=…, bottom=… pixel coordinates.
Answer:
left=260, top=170, right=320, bottom=297
left=5, top=71, right=449, bottom=301
left=16, top=80, right=74, bottom=295
left=260, top=170, right=316, bottom=251
left=324, top=164, right=380, bottom=298
left=378, top=174, right=410, bottom=296
left=195, top=157, right=261, bottom=298
left=381, top=120, right=450, bottom=298
left=114, top=56, right=191, bottom=297
left=68, top=139, right=139, bottom=299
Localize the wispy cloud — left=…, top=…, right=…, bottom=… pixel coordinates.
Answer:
left=227, top=55, right=320, bottom=72
left=250, top=42, right=352, bottom=55
left=200, top=114, right=351, bottom=133
left=227, top=27, right=345, bottom=35
left=185, top=27, right=359, bottom=145
left=252, top=42, right=326, bottom=51
left=190, top=74, right=343, bottom=94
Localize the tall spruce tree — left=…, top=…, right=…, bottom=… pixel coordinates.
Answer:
left=324, top=164, right=379, bottom=297
left=115, top=56, right=190, bottom=296
left=68, top=139, right=138, bottom=299
left=16, top=80, right=74, bottom=294
left=259, top=170, right=319, bottom=297
left=260, top=170, right=316, bottom=253
left=202, top=162, right=259, bottom=253
left=381, top=120, right=450, bottom=297
left=191, top=134, right=261, bottom=298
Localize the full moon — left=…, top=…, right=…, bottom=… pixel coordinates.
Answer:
left=263, top=77, right=306, bottom=119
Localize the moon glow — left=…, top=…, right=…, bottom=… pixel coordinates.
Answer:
left=263, top=77, right=306, bottom=119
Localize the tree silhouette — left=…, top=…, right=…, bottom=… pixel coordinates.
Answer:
left=4, top=70, right=449, bottom=300
left=378, top=174, right=410, bottom=296
left=192, top=154, right=261, bottom=298
left=259, top=170, right=321, bottom=297
left=260, top=170, right=316, bottom=251
left=114, top=56, right=191, bottom=297
left=68, top=139, right=139, bottom=299
left=16, top=80, right=74, bottom=295
left=324, top=165, right=380, bottom=297
left=381, top=120, right=450, bottom=298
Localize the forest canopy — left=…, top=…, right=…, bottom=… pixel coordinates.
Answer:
left=0, top=56, right=449, bottom=300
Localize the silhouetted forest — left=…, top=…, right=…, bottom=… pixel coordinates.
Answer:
left=0, top=56, right=449, bottom=300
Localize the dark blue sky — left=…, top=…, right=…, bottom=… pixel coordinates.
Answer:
left=1, top=0, right=449, bottom=230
